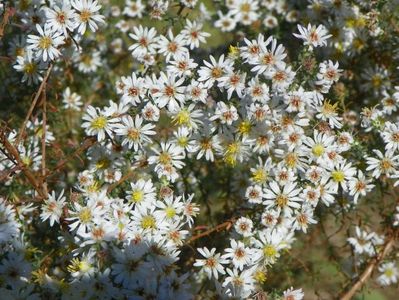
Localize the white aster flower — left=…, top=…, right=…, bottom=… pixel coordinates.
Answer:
left=72, top=0, right=105, bottom=34
left=377, top=262, right=398, bottom=286
left=40, top=190, right=66, bottom=226
left=27, top=24, right=64, bottom=62
left=194, top=247, right=228, bottom=279
left=293, top=23, right=331, bottom=49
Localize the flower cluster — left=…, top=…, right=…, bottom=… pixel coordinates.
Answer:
left=1, top=0, right=399, bottom=299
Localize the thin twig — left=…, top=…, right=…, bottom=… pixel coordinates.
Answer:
left=44, top=137, right=97, bottom=177
left=41, top=76, right=48, bottom=195
left=0, top=6, right=15, bottom=40
left=106, top=159, right=148, bottom=193
left=16, top=64, right=53, bottom=146
left=107, top=170, right=135, bottom=193
left=339, top=232, right=397, bottom=300
left=187, top=218, right=236, bottom=244
left=0, top=132, right=48, bottom=199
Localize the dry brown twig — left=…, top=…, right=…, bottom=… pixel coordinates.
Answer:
left=106, top=159, right=148, bottom=193
left=41, top=73, right=48, bottom=196
left=339, top=230, right=397, bottom=300
left=0, top=131, right=48, bottom=200
left=45, top=137, right=97, bottom=177
left=16, top=64, right=54, bottom=147
left=187, top=218, right=236, bottom=244
left=0, top=6, right=15, bottom=40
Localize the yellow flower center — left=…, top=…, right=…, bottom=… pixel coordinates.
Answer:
left=79, top=9, right=92, bottom=22
left=240, top=3, right=251, bottom=12
left=24, top=62, right=37, bottom=75
left=79, top=208, right=92, bottom=223
left=127, top=128, right=140, bottom=141
left=95, top=158, right=110, bottom=170
left=158, top=152, right=172, bottom=165
left=322, top=101, right=338, bottom=116
left=177, top=137, right=188, bottom=147
left=165, top=207, right=176, bottom=219
left=130, top=190, right=143, bottom=203
left=39, top=36, right=52, bottom=49
left=371, top=75, right=382, bottom=88
left=331, top=170, right=345, bottom=182
left=21, top=156, right=32, bottom=167
left=237, top=120, right=252, bottom=135
left=141, top=215, right=156, bottom=229
left=79, top=260, right=91, bottom=273
left=380, top=159, right=392, bottom=171
left=312, top=144, right=325, bottom=157
left=254, top=270, right=267, bottom=283
left=82, top=54, right=92, bottom=66
left=384, top=268, right=394, bottom=277
left=16, top=47, right=25, bottom=57
left=263, top=245, right=277, bottom=258
left=252, top=168, right=268, bottom=184
left=91, top=116, right=107, bottom=130
left=174, top=110, right=191, bottom=126
left=67, top=258, right=91, bottom=274
left=353, top=38, right=365, bottom=51
left=87, top=181, right=100, bottom=193
left=211, top=67, right=223, bottom=78
left=276, top=194, right=288, bottom=208
left=285, top=153, right=297, bottom=168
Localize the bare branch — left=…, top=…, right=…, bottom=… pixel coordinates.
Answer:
left=339, top=232, right=397, bottom=300
left=16, top=64, right=53, bottom=146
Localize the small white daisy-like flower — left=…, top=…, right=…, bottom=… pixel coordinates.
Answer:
left=141, top=102, right=160, bottom=122
left=222, top=239, right=253, bottom=270
left=180, top=20, right=210, bottom=49
left=245, top=185, right=264, bottom=204
left=194, top=247, right=228, bottom=279
left=263, top=180, right=302, bottom=215
left=322, top=160, right=357, bottom=192
left=347, top=226, right=375, bottom=256
left=198, top=54, right=233, bottom=88
left=156, top=29, right=189, bottom=62
left=293, top=23, right=331, bottom=49
left=128, top=26, right=158, bottom=57
left=382, top=122, right=399, bottom=154
left=0, top=198, right=20, bottom=244
left=316, top=60, right=342, bottom=85
left=210, top=102, right=238, bottom=126
left=123, top=0, right=145, bottom=18
left=27, top=24, right=64, bottom=62
left=252, top=229, right=287, bottom=265
left=152, top=72, right=186, bottom=111
left=218, top=71, right=247, bottom=99
left=115, top=115, right=156, bottom=151
left=348, top=170, right=374, bottom=204
left=377, top=262, right=398, bottom=286
left=81, top=106, right=118, bottom=141
left=72, top=0, right=105, bottom=34
left=40, top=190, right=66, bottom=227
left=234, top=217, right=253, bottom=237
left=45, top=1, right=77, bottom=36
left=214, top=11, right=237, bottom=32
left=62, top=87, right=82, bottom=110
left=366, top=149, right=399, bottom=179
left=282, top=287, right=304, bottom=300
left=13, top=50, right=44, bottom=85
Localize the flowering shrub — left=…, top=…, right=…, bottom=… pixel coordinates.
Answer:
left=1, top=0, right=399, bottom=299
